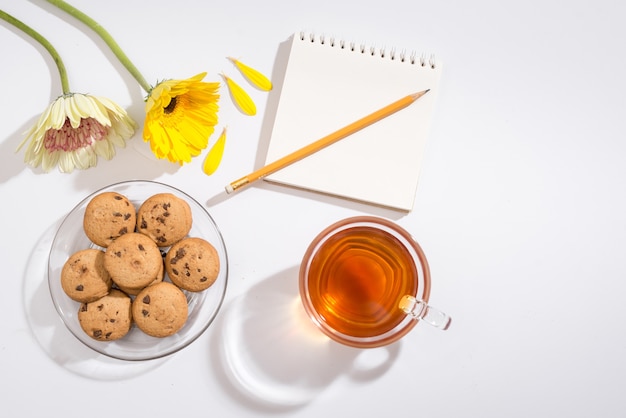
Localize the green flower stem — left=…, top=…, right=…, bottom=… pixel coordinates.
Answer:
left=0, top=10, right=70, bottom=94
left=46, top=0, right=152, bottom=93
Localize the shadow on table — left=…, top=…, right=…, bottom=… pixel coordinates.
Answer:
left=21, top=220, right=168, bottom=380
left=210, top=266, right=401, bottom=412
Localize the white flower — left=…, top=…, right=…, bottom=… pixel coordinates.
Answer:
left=17, top=93, right=136, bottom=173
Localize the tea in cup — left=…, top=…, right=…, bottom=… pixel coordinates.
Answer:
left=299, top=216, right=450, bottom=348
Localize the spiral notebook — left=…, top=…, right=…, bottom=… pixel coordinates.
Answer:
left=264, top=32, right=442, bottom=211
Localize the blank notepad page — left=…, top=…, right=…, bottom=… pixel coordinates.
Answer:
left=264, top=32, right=442, bottom=211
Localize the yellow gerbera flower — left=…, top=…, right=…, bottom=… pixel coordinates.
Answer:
left=143, top=73, right=220, bottom=165
left=18, top=93, right=136, bottom=173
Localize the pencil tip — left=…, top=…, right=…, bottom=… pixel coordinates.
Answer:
left=410, top=89, right=430, bottom=100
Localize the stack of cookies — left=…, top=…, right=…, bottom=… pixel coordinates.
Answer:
left=60, top=191, right=220, bottom=341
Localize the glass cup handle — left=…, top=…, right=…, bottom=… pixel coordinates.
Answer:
left=399, top=295, right=451, bottom=330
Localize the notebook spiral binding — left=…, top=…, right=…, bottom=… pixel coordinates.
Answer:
left=297, top=31, right=437, bottom=69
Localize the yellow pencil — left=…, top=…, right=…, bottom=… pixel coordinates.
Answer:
left=225, top=89, right=430, bottom=194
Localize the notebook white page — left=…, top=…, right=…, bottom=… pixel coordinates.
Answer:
left=263, top=32, right=442, bottom=211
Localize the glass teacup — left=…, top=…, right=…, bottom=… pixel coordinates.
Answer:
left=299, top=216, right=450, bottom=348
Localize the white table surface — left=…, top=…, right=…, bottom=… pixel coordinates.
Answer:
left=2, top=0, right=625, bottom=416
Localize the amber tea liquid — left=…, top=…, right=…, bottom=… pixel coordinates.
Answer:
left=306, top=226, right=418, bottom=338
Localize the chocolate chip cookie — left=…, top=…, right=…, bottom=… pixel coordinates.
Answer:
left=165, top=237, right=220, bottom=292
left=136, top=193, right=192, bottom=247
left=78, top=289, right=132, bottom=341
left=83, top=191, right=136, bottom=247
left=132, top=282, right=188, bottom=338
left=104, top=232, right=163, bottom=290
left=60, top=248, right=112, bottom=303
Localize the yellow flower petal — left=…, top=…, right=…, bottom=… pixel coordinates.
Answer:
left=227, top=57, right=272, bottom=91
left=203, top=127, right=227, bottom=176
left=221, top=73, right=256, bottom=116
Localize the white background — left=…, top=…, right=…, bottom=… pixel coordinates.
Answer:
left=1, top=0, right=625, bottom=416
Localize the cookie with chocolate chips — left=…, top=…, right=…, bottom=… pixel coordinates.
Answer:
left=136, top=193, right=192, bottom=247
left=132, top=282, right=188, bottom=338
left=83, top=191, right=136, bottom=247
left=115, top=260, right=164, bottom=296
left=78, top=289, right=132, bottom=341
left=60, top=248, right=112, bottom=303
left=165, top=237, right=220, bottom=292
left=104, top=232, right=163, bottom=290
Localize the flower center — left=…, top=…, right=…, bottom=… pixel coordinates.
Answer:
left=44, top=117, right=109, bottom=152
left=163, top=97, right=177, bottom=114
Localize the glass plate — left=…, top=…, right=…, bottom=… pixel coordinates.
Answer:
left=47, top=180, right=228, bottom=361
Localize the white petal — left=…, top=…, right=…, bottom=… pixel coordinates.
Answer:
left=49, top=97, right=68, bottom=129
left=93, top=95, right=120, bottom=112
left=65, top=95, right=86, bottom=128
left=93, top=138, right=116, bottom=160
left=64, top=96, right=80, bottom=124
left=57, top=152, right=74, bottom=173
left=18, top=126, right=40, bottom=152
left=34, top=102, right=55, bottom=131
left=75, top=147, right=95, bottom=169
left=17, top=100, right=58, bottom=152
left=42, top=150, right=60, bottom=173
left=81, top=95, right=111, bottom=126
left=114, top=117, right=135, bottom=140
left=105, top=129, right=128, bottom=148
